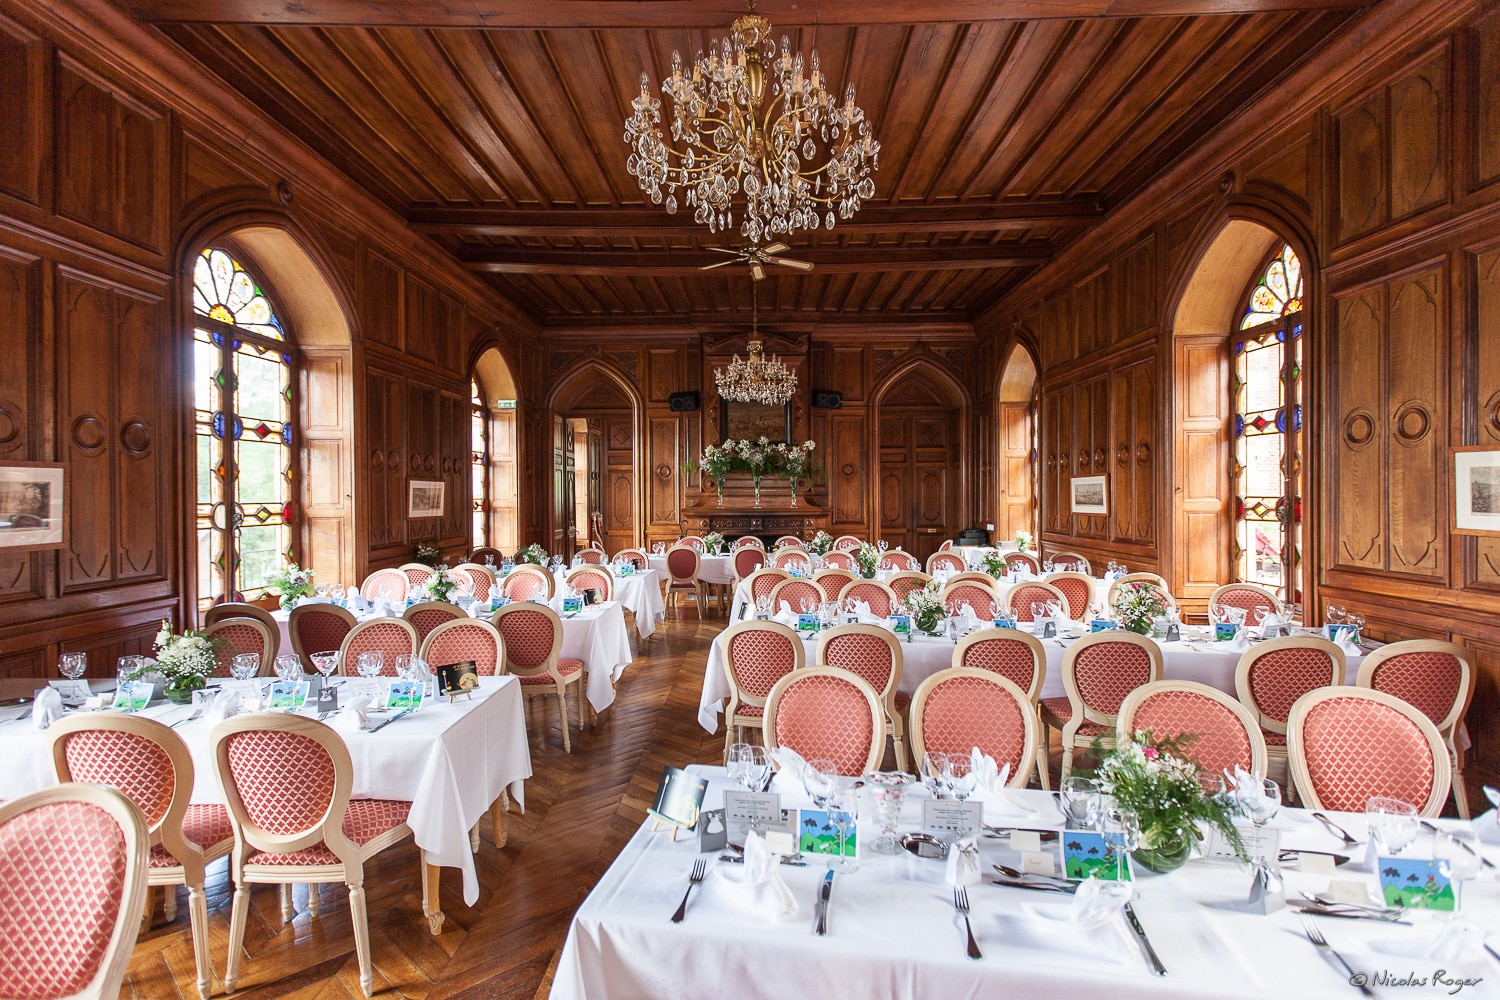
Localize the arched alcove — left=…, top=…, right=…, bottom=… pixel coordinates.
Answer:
left=995, top=343, right=1039, bottom=542
left=872, top=357, right=970, bottom=560
left=547, top=361, right=644, bottom=555
left=472, top=347, right=519, bottom=553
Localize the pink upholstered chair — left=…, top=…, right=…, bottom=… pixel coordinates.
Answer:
left=420, top=617, right=504, bottom=677
left=0, top=784, right=149, bottom=1000
left=1117, top=680, right=1267, bottom=778
left=337, top=617, right=418, bottom=676
left=720, top=621, right=805, bottom=761
left=1043, top=571, right=1094, bottom=622
left=289, top=603, right=356, bottom=674
left=1209, top=583, right=1284, bottom=625
left=1234, top=636, right=1344, bottom=781
left=360, top=568, right=410, bottom=604
left=771, top=548, right=813, bottom=574
left=206, top=616, right=277, bottom=677
left=764, top=667, right=884, bottom=777
left=885, top=571, right=932, bottom=604
left=1003, top=550, right=1041, bottom=574
left=1287, top=687, right=1451, bottom=818
left=203, top=601, right=278, bottom=635
left=501, top=564, right=555, bottom=602
left=815, top=624, right=908, bottom=770
left=451, top=562, right=496, bottom=601
left=832, top=535, right=862, bottom=551
left=50, top=715, right=232, bottom=999
left=680, top=536, right=706, bottom=552
left=953, top=629, right=1049, bottom=786
left=910, top=669, right=1038, bottom=786
left=734, top=536, right=765, bottom=551
left=733, top=546, right=767, bottom=583
left=210, top=715, right=430, bottom=995
left=744, top=567, right=792, bottom=606
left=813, top=569, right=858, bottom=599
left=1047, top=551, right=1092, bottom=574
left=470, top=546, right=504, bottom=567
left=399, top=563, right=436, bottom=589
left=774, top=535, right=805, bottom=549
left=1357, top=640, right=1475, bottom=817
left=402, top=601, right=465, bottom=642
left=837, top=580, right=899, bottom=618
left=575, top=547, right=607, bottom=565
left=1041, top=632, right=1163, bottom=780
left=565, top=565, right=615, bottom=602
left=614, top=547, right=650, bottom=570
left=769, top=577, right=827, bottom=612
left=939, top=578, right=1001, bottom=618
left=822, top=550, right=857, bottom=571
left=664, top=544, right=709, bottom=619
left=492, top=602, right=586, bottom=751
left=878, top=550, right=920, bottom=572
left=926, top=551, right=966, bottom=575
left=1107, top=573, right=1176, bottom=614
left=1003, top=580, right=1069, bottom=622
left=938, top=539, right=954, bottom=552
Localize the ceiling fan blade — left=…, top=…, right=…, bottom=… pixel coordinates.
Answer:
left=701, top=259, right=739, bottom=271
left=704, top=246, right=743, bottom=255
left=762, top=242, right=789, bottom=255
left=773, top=257, right=815, bottom=272
left=751, top=262, right=766, bottom=282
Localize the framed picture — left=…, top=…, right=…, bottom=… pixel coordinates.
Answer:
left=1069, top=475, right=1108, bottom=516
left=721, top=399, right=792, bottom=445
left=1454, top=448, right=1500, bottom=535
left=0, top=462, right=65, bottom=551
left=407, top=479, right=446, bottom=520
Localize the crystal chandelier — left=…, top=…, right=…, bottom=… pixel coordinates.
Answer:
left=715, top=285, right=797, bottom=405
left=623, top=1, right=880, bottom=243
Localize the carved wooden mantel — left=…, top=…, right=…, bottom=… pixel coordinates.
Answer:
left=683, top=474, right=830, bottom=538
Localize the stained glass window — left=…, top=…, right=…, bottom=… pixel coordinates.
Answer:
left=472, top=380, right=490, bottom=548
left=193, top=247, right=295, bottom=609
left=1233, top=244, right=1303, bottom=608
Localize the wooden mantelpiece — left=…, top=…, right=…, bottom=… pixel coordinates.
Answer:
left=683, top=476, right=829, bottom=539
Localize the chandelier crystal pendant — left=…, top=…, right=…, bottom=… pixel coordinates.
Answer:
left=623, top=0, right=880, bottom=243
left=715, top=285, right=797, bottom=406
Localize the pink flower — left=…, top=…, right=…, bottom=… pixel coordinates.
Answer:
left=1141, top=746, right=1159, bottom=761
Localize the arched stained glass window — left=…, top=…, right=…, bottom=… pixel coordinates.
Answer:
left=472, top=380, right=490, bottom=548
left=1232, top=244, right=1303, bottom=608
left=192, top=247, right=296, bottom=609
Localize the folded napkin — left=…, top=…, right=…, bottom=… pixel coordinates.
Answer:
left=772, top=601, right=799, bottom=627
left=1334, top=629, right=1361, bottom=655
left=1227, top=628, right=1252, bottom=652
left=969, top=749, right=1039, bottom=820
left=31, top=687, right=63, bottom=729
left=332, top=691, right=375, bottom=733
left=1012, top=878, right=1135, bottom=964
left=1353, top=921, right=1486, bottom=971
left=769, top=745, right=810, bottom=797
left=207, top=689, right=242, bottom=724
left=1255, top=610, right=1284, bottom=639
left=945, top=835, right=982, bottom=886
left=1474, top=808, right=1500, bottom=846
left=712, top=830, right=799, bottom=921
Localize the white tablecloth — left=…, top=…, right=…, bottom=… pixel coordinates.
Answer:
left=951, top=542, right=1019, bottom=560
left=649, top=553, right=737, bottom=585
left=561, top=601, right=635, bottom=713
left=551, top=767, right=1500, bottom=1000
left=0, top=677, right=530, bottom=905
left=554, top=568, right=666, bottom=640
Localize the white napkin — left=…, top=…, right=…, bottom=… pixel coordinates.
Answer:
left=375, top=598, right=394, bottom=617
left=969, top=749, right=1038, bottom=819
left=1254, top=610, right=1282, bottom=638
left=1227, top=766, right=1268, bottom=817
left=945, top=835, right=982, bottom=886
left=31, top=687, right=63, bottom=730
left=1354, top=921, right=1486, bottom=969
left=959, top=605, right=980, bottom=630
left=772, top=600, right=799, bottom=627
left=1012, top=878, right=1135, bottom=964
left=1227, top=628, right=1252, bottom=652
left=207, top=689, right=242, bottom=723
left=712, top=830, right=799, bottom=921
left=1335, top=629, right=1361, bottom=655
left=769, top=746, right=810, bottom=797
left=332, top=691, right=375, bottom=733
left=1474, top=808, right=1500, bottom=846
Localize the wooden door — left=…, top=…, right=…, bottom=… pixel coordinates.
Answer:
left=879, top=411, right=957, bottom=560
left=551, top=414, right=568, bottom=553
left=999, top=402, right=1033, bottom=540
left=587, top=421, right=603, bottom=546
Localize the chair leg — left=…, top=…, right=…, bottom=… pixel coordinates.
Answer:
left=558, top=686, right=572, bottom=753
left=347, top=883, right=375, bottom=996
left=578, top=679, right=588, bottom=729
left=469, top=823, right=481, bottom=852
left=723, top=721, right=735, bottom=764
left=225, top=882, right=252, bottom=993
left=307, top=883, right=319, bottom=916
left=280, top=883, right=294, bottom=921
left=890, top=716, right=910, bottom=773
left=163, top=884, right=178, bottom=923
left=187, top=884, right=213, bottom=1000
left=1059, top=743, right=1074, bottom=784
left=420, top=853, right=445, bottom=935
left=1036, top=738, right=1051, bottom=791
left=1452, top=758, right=1471, bottom=819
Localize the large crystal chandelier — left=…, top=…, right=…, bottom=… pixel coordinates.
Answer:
left=623, top=1, right=880, bottom=243
left=715, top=285, right=797, bottom=405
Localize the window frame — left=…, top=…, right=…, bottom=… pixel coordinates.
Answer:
left=471, top=379, right=490, bottom=550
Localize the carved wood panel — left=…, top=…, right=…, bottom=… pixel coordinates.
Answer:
left=1385, top=267, right=1444, bottom=577
left=1478, top=10, right=1500, bottom=186
left=360, top=250, right=402, bottom=349
left=829, top=413, right=866, bottom=530
left=1475, top=248, right=1500, bottom=589
left=0, top=247, right=38, bottom=605
left=1114, top=236, right=1158, bottom=344
left=112, top=288, right=166, bottom=582
left=1333, top=287, right=1385, bottom=570
left=1389, top=51, right=1449, bottom=220
left=648, top=349, right=680, bottom=403
left=0, top=17, right=44, bottom=205
left=404, top=276, right=442, bottom=367
left=649, top=417, right=678, bottom=527
left=1337, top=90, right=1387, bottom=241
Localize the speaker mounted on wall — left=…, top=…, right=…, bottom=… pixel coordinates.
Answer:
left=668, top=391, right=700, bottom=412
left=811, top=390, right=843, bottom=409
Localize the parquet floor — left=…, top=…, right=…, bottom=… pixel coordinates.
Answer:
left=123, top=613, right=729, bottom=1000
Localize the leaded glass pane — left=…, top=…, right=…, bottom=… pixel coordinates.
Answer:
left=1240, top=244, right=1305, bottom=330
left=193, top=248, right=284, bottom=340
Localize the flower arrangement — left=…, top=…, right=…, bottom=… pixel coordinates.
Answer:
left=268, top=562, right=315, bottom=610
left=1087, top=730, right=1246, bottom=873
left=414, top=543, right=443, bottom=567
left=684, top=442, right=737, bottom=503
left=424, top=566, right=459, bottom=603
left=687, top=437, right=818, bottom=506
left=903, top=580, right=947, bottom=635
left=980, top=550, right=1008, bottom=579
left=807, top=530, right=834, bottom=556
left=780, top=439, right=816, bottom=505
left=128, top=620, right=222, bottom=703
left=703, top=531, right=725, bottom=554
left=516, top=543, right=549, bottom=565
left=1014, top=530, right=1034, bottom=552
left=1113, top=582, right=1167, bottom=635
left=853, top=541, right=880, bottom=579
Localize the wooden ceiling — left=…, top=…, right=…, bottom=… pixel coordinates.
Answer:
left=138, top=1, right=1366, bottom=327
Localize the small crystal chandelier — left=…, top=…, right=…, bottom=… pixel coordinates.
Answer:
left=623, top=0, right=880, bottom=243
left=715, top=285, right=797, bottom=405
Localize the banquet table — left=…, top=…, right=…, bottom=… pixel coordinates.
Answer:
left=0, top=674, right=531, bottom=932
left=649, top=552, right=737, bottom=585
left=550, top=766, right=1500, bottom=1000
left=554, top=567, right=666, bottom=640
left=726, top=572, right=1114, bottom=623
left=951, top=542, right=1019, bottom=560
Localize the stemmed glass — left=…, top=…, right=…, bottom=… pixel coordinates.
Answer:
left=755, top=595, right=773, bottom=619
left=731, top=745, right=771, bottom=795
left=1366, top=797, right=1419, bottom=856
left=920, top=751, right=949, bottom=799
left=230, top=653, right=261, bottom=687
left=1238, top=776, right=1281, bottom=831
left=356, top=651, right=384, bottom=694
left=1057, top=776, right=1102, bottom=829
left=310, top=650, right=339, bottom=689
left=865, top=771, right=915, bottom=855
left=394, top=654, right=413, bottom=682
left=826, top=788, right=859, bottom=872
left=1326, top=604, right=1347, bottom=626
left=802, top=759, right=838, bottom=810
left=58, top=651, right=87, bottom=705
left=1101, top=806, right=1141, bottom=881
left=274, top=654, right=303, bottom=683
left=944, top=755, right=977, bottom=802
left=726, top=743, right=752, bottom=790
left=1435, top=828, right=1483, bottom=910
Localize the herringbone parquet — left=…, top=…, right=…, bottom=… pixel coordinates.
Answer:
left=122, top=614, right=729, bottom=1000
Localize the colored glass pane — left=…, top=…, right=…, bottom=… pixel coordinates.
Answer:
left=1240, top=244, right=1304, bottom=330
left=193, top=248, right=284, bottom=339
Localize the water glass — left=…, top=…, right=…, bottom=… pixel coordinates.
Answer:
left=920, top=751, right=948, bottom=799
left=1239, top=776, right=1281, bottom=829
left=310, top=650, right=339, bottom=682
left=943, top=754, right=977, bottom=801
left=1435, top=827, right=1483, bottom=888
left=394, top=653, right=413, bottom=681
left=726, top=743, right=752, bottom=790
left=865, top=771, right=915, bottom=855
left=826, top=789, right=859, bottom=872
left=1101, top=806, right=1141, bottom=880
left=58, top=651, right=87, bottom=704
left=1058, top=776, right=1102, bottom=829
left=1366, top=796, right=1419, bottom=855
left=803, top=759, right=838, bottom=810
left=230, top=653, right=261, bottom=683
left=274, top=654, right=303, bottom=683
left=116, top=654, right=145, bottom=686
left=356, top=651, right=384, bottom=681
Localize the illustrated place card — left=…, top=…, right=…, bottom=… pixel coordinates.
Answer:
left=562, top=596, right=583, bottom=613
left=648, top=766, right=708, bottom=832
left=1089, top=619, right=1116, bottom=632
left=798, top=808, right=858, bottom=859
left=1214, top=622, right=1240, bottom=641
left=922, top=799, right=983, bottom=839
left=696, top=808, right=728, bottom=852
left=1062, top=831, right=1131, bottom=881
left=267, top=680, right=310, bottom=712
left=1201, top=824, right=1281, bottom=865
left=386, top=679, right=424, bottom=711
left=112, top=682, right=151, bottom=713
left=890, top=614, right=911, bottom=634
left=992, top=617, right=1016, bottom=630
left=436, top=660, right=479, bottom=699
left=316, top=683, right=339, bottom=714
left=1378, top=857, right=1456, bottom=911
left=796, top=613, right=819, bottom=632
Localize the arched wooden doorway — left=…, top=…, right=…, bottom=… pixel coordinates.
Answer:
left=472, top=347, right=519, bottom=553
left=547, top=362, right=642, bottom=556
left=874, top=361, right=969, bottom=561
left=996, top=343, right=1038, bottom=542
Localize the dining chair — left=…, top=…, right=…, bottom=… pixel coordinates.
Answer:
left=1356, top=640, right=1475, bottom=817
left=925, top=550, right=966, bottom=575
left=210, top=715, right=429, bottom=995
left=337, top=617, right=418, bottom=676
left=763, top=666, right=884, bottom=777
left=50, top=715, right=232, bottom=1000
left=614, top=547, right=650, bottom=570
left=1040, top=632, right=1163, bottom=781
left=1042, top=571, right=1095, bottom=621
left=832, top=534, right=862, bottom=551
left=910, top=669, right=1038, bottom=787
left=1287, top=687, right=1451, bottom=819
left=720, top=621, right=805, bottom=762
left=1002, top=550, right=1041, bottom=574
left=403, top=601, right=465, bottom=642
left=0, top=784, right=148, bottom=1000
left=769, top=577, right=827, bottom=612
left=289, top=603, right=357, bottom=674
left=938, top=577, right=1001, bottom=618
left=837, top=579, right=899, bottom=618
left=878, top=550, right=920, bottom=572
left=771, top=548, right=813, bottom=574
left=680, top=536, right=706, bottom=552
left=565, top=564, right=615, bottom=602
left=953, top=629, right=1048, bottom=787
left=470, top=546, right=504, bottom=567
left=1209, top=582, right=1284, bottom=625
left=1116, top=680, right=1267, bottom=778
left=203, top=601, right=278, bottom=635
left=1106, top=573, right=1176, bottom=613
left=744, top=567, right=792, bottom=607
left=575, top=547, right=607, bottom=565
left=732, top=546, right=766, bottom=583
left=360, top=568, right=410, bottom=604
left=774, top=535, right=805, bottom=548
left=492, top=602, right=586, bottom=751
left=821, top=550, right=857, bottom=571
left=1047, top=551, right=1092, bottom=574
left=815, top=624, right=908, bottom=771
left=398, top=562, right=436, bottom=589
left=501, top=563, right=556, bottom=601
left=812, top=569, right=858, bottom=599
left=664, top=544, right=709, bottom=619
left=420, top=617, right=504, bottom=677
left=1002, top=580, right=1069, bottom=622
left=734, top=536, right=765, bottom=550
left=885, top=571, right=933, bottom=604
left=451, top=562, right=496, bottom=601
left=938, top=540, right=954, bottom=552
left=1234, top=636, right=1344, bottom=786
left=205, top=616, right=278, bottom=677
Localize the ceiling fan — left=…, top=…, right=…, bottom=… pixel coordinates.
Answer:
left=700, top=242, right=815, bottom=281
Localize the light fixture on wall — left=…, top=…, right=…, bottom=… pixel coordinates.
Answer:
left=623, top=0, right=880, bottom=243
left=715, top=283, right=797, bottom=406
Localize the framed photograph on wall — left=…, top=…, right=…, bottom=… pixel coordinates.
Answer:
left=0, top=461, right=65, bottom=551
left=1454, top=448, right=1500, bottom=535
left=1069, top=475, right=1108, bottom=516
left=720, top=399, right=792, bottom=445
left=407, top=479, right=446, bottom=520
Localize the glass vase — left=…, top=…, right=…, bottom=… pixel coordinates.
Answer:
left=716, top=481, right=725, bottom=507
left=165, top=674, right=206, bottom=705
left=789, top=477, right=799, bottom=507
left=752, top=478, right=762, bottom=508
left=1131, top=826, right=1193, bottom=873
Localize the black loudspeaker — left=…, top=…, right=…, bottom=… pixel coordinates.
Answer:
left=668, top=392, right=700, bottom=412
left=812, top=390, right=843, bottom=409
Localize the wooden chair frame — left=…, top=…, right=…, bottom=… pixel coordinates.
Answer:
left=1045, top=631, right=1163, bottom=780
left=288, top=603, right=357, bottom=674
left=885, top=571, right=933, bottom=604
left=938, top=576, right=1002, bottom=617
left=877, top=550, right=921, bottom=572
left=402, top=601, right=465, bottom=641
left=336, top=617, right=418, bottom=676
left=734, top=536, right=766, bottom=550
left=1002, top=580, right=1070, bottom=621
left=492, top=602, right=585, bottom=751
left=771, top=548, right=814, bottom=573
left=205, top=616, right=278, bottom=677
left=763, top=666, right=884, bottom=777
left=769, top=577, right=830, bottom=610
left=925, top=550, right=968, bottom=574
left=743, top=567, right=792, bottom=607
left=774, top=535, right=805, bottom=548
left=614, top=547, right=650, bottom=569
left=450, top=562, right=497, bottom=600
left=502, top=563, right=557, bottom=601
left=1208, top=582, right=1285, bottom=623
left=909, top=668, right=1038, bottom=787
left=1041, top=571, right=1095, bottom=621
left=720, top=620, right=805, bottom=760
left=203, top=602, right=278, bottom=636
left=1046, top=550, right=1093, bottom=574
left=564, top=564, right=616, bottom=602
left=1002, top=550, right=1041, bottom=574
left=1106, top=573, right=1176, bottom=611
left=953, top=628, right=1049, bottom=787
left=836, top=579, right=900, bottom=618
left=1233, top=635, right=1345, bottom=744
left=663, top=544, right=709, bottom=619
left=469, top=546, right=504, bottom=566
left=398, top=563, right=437, bottom=586
left=360, top=568, right=410, bottom=604
left=812, top=569, right=858, bottom=597
left=814, top=623, right=908, bottom=770
left=821, top=550, right=858, bottom=571
left=831, top=534, right=863, bottom=551
left=419, top=616, right=505, bottom=673
left=1117, top=679, right=1268, bottom=778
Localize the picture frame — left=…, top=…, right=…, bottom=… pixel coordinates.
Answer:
left=720, top=399, right=792, bottom=445
left=407, top=479, right=446, bottom=520
left=1453, top=447, right=1500, bottom=536
left=1069, top=474, right=1108, bottom=516
left=0, top=461, right=65, bottom=551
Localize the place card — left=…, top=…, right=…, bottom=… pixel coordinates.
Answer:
left=1296, top=851, right=1338, bottom=876
left=724, top=790, right=782, bottom=837
left=316, top=684, right=339, bottom=714
left=1325, top=878, right=1375, bottom=906
left=890, top=614, right=911, bottom=634
left=1214, top=622, right=1240, bottom=642
left=922, top=799, right=983, bottom=839
left=266, top=680, right=310, bottom=712
left=386, top=679, right=424, bottom=711
left=696, top=808, right=728, bottom=852
left=436, top=660, right=479, bottom=700
left=1021, top=851, right=1058, bottom=876
left=1089, top=619, right=1116, bottom=632
left=764, top=829, right=796, bottom=855
left=1378, top=857, right=1456, bottom=911
left=796, top=613, right=819, bottom=632
left=1062, top=831, right=1130, bottom=881
left=619, top=564, right=636, bottom=576
left=798, top=808, right=858, bottom=859
left=1164, top=623, right=1182, bottom=642
left=648, top=766, right=708, bottom=835
left=1202, top=825, right=1280, bottom=865
left=562, top=596, right=583, bottom=613
left=1041, top=620, right=1057, bottom=639
left=1011, top=829, right=1043, bottom=853
left=111, top=682, right=151, bottom=713
left=992, top=617, right=1016, bottom=630
left=493, top=595, right=512, bottom=607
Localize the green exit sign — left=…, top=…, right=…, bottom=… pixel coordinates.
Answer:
left=495, top=399, right=517, bottom=409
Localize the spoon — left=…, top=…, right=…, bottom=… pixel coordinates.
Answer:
left=1312, top=811, right=1360, bottom=846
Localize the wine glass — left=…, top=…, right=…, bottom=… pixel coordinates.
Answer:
left=1435, top=828, right=1483, bottom=906
left=865, top=771, right=915, bottom=855
left=274, top=654, right=303, bottom=683
left=726, top=743, right=752, bottom=790
left=826, top=788, right=859, bottom=872
left=330, top=584, right=345, bottom=605
left=741, top=745, right=771, bottom=794
left=1366, top=797, right=1419, bottom=856
left=58, top=651, right=87, bottom=705
left=1101, top=806, right=1141, bottom=880
left=356, top=651, right=384, bottom=691
left=1238, top=776, right=1281, bottom=830
left=920, top=751, right=949, bottom=799
left=230, top=653, right=261, bottom=685
left=944, top=754, right=977, bottom=802
left=394, top=653, right=413, bottom=682
left=802, top=759, right=838, bottom=810
left=310, top=650, right=339, bottom=687
left=1057, top=775, right=1102, bottom=829
left=1326, top=604, right=1347, bottom=625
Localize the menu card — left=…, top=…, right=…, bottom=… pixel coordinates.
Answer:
left=922, top=799, right=983, bottom=838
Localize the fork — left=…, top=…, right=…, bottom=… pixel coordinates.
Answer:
left=170, top=706, right=206, bottom=729
left=953, top=885, right=982, bottom=959
left=1299, top=913, right=1373, bottom=997
left=670, top=859, right=707, bottom=923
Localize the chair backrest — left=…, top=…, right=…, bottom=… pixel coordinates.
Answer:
left=939, top=579, right=1000, bottom=618
left=952, top=630, right=1046, bottom=701
left=1234, top=636, right=1344, bottom=735
left=745, top=568, right=792, bottom=603
left=939, top=540, right=953, bottom=551
left=337, top=617, right=418, bottom=676
left=420, top=617, right=504, bottom=677
left=361, top=568, right=410, bottom=604
left=399, top=563, right=435, bottom=588
left=1003, top=551, right=1041, bottom=574
left=1003, top=581, right=1069, bottom=622
left=1209, top=583, right=1284, bottom=624
left=205, top=617, right=277, bottom=677
left=885, top=571, right=933, bottom=603
left=769, top=578, right=827, bottom=611
left=815, top=624, right=902, bottom=705
left=402, top=601, right=465, bottom=641
left=1047, top=551, right=1092, bottom=574
left=774, top=535, right=804, bottom=548
left=0, top=785, right=148, bottom=1000
left=470, top=546, right=504, bottom=567
left=821, top=550, right=857, bottom=571
left=878, top=550, right=920, bottom=571
left=203, top=602, right=278, bottom=635
left=575, top=547, right=607, bottom=565
left=813, top=569, right=858, bottom=597
left=501, top=564, right=556, bottom=601
left=565, top=565, right=615, bottom=602
left=1107, top=573, right=1176, bottom=612
left=289, top=603, right=357, bottom=672
left=733, top=547, right=767, bottom=582
left=1356, top=640, right=1473, bottom=736
left=614, top=547, right=650, bottom=569
left=451, top=563, right=496, bottom=601
left=926, top=551, right=966, bottom=574
left=680, top=536, right=706, bottom=552
left=721, top=621, right=805, bottom=712
left=1043, top=572, right=1094, bottom=621
left=490, top=603, right=565, bottom=678
left=1061, top=632, right=1164, bottom=729
left=1287, top=687, right=1451, bottom=818
left=832, top=535, right=862, bottom=551
left=1117, top=680, right=1267, bottom=778
left=665, top=544, right=701, bottom=583
left=910, top=669, right=1038, bottom=783
left=837, top=580, right=898, bottom=618
left=734, top=536, right=765, bottom=550
left=771, top=548, right=812, bottom=573
left=764, top=667, right=884, bottom=777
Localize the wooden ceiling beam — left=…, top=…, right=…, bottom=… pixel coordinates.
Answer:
left=457, top=245, right=1049, bottom=275
left=127, top=0, right=1371, bottom=27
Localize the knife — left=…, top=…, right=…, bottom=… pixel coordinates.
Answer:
left=814, top=870, right=833, bottom=936
left=368, top=707, right=414, bottom=733
left=1122, top=902, right=1167, bottom=977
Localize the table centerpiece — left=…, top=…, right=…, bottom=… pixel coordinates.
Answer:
left=128, top=619, right=223, bottom=704
left=904, top=580, right=947, bottom=636
left=1113, top=582, right=1168, bottom=635
left=268, top=562, right=315, bottom=611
